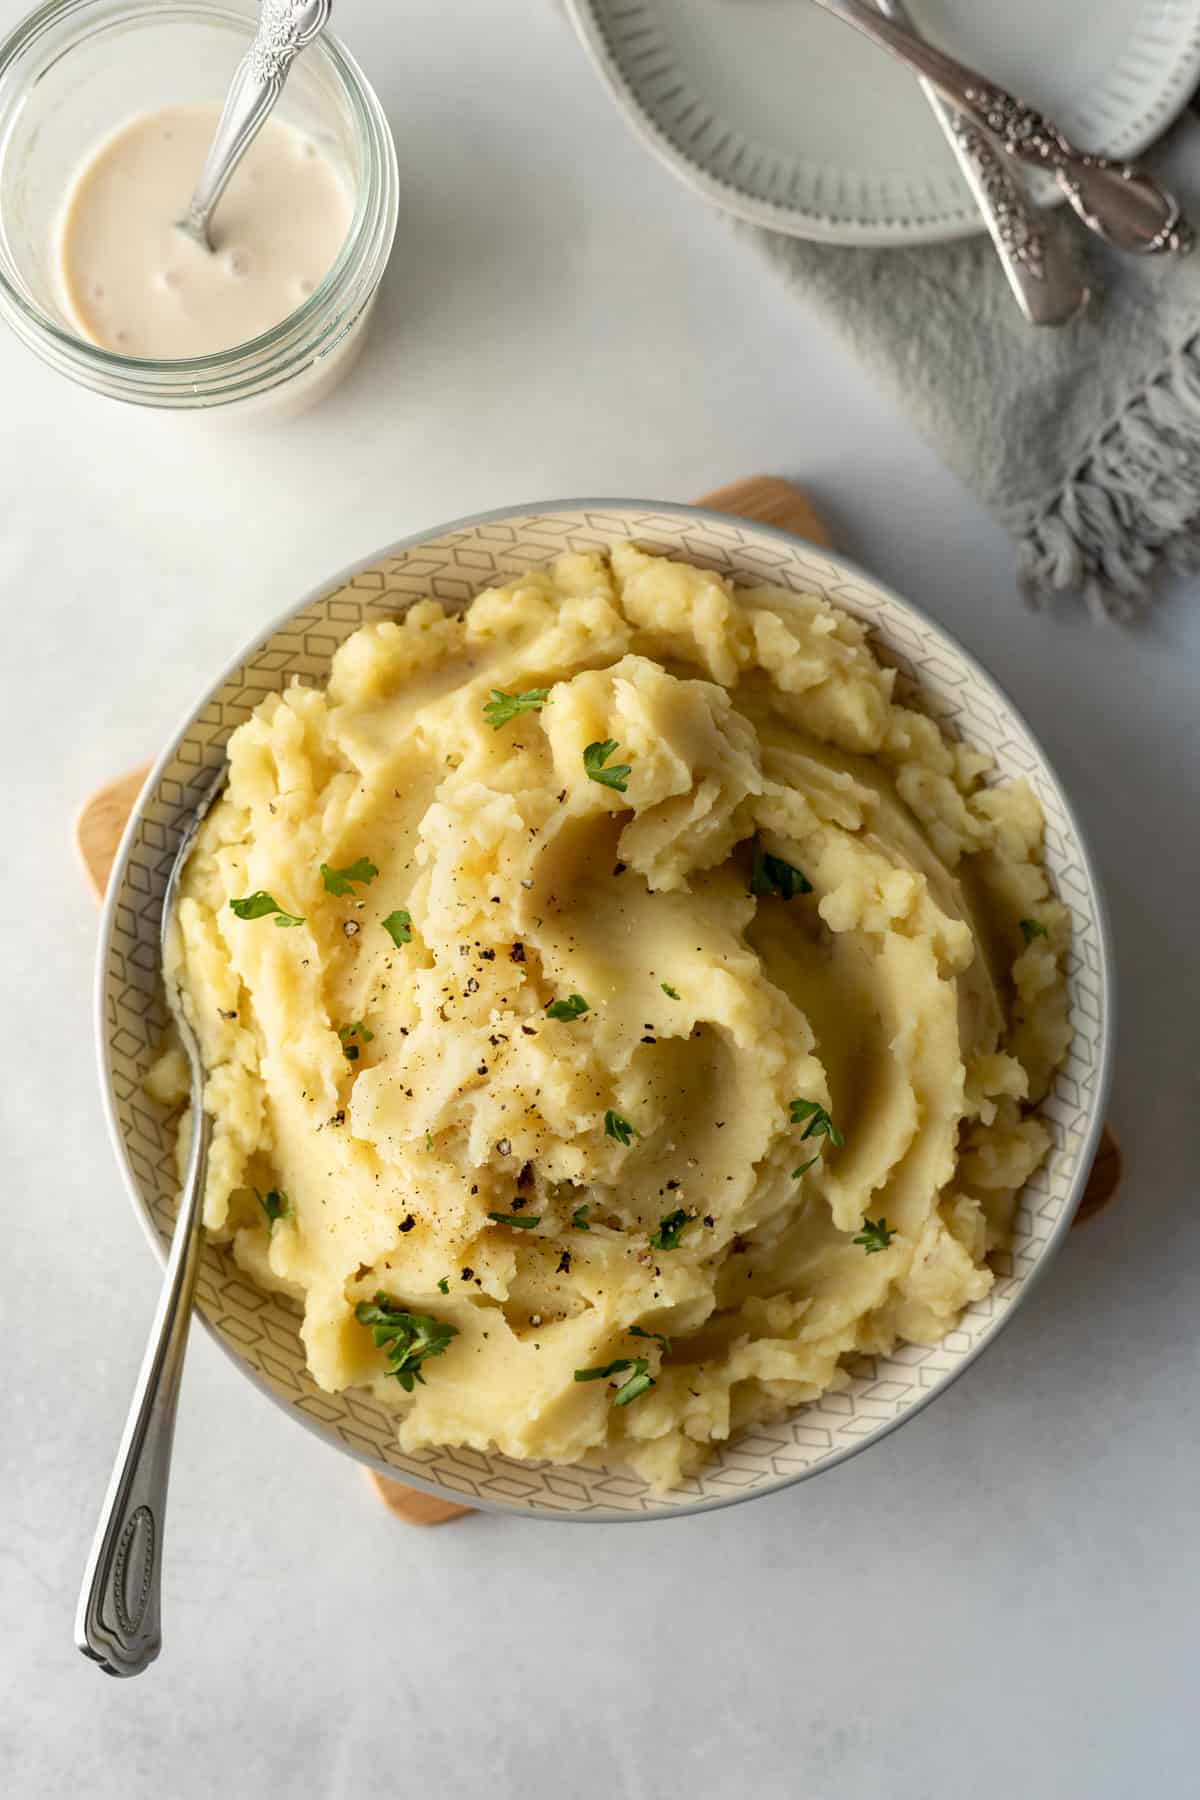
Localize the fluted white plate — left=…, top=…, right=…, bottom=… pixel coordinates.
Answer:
left=98, top=503, right=1114, bottom=1522
left=567, top=0, right=1200, bottom=245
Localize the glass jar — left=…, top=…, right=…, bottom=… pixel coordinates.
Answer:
left=0, top=0, right=398, bottom=416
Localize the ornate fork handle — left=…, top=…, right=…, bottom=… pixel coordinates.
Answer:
left=874, top=0, right=1086, bottom=325
left=957, top=82, right=1192, bottom=257
left=810, top=0, right=1191, bottom=257
left=180, top=0, right=333, bottom=249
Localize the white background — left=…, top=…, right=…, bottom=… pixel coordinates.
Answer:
left=3, top=3, right=1198, bottom=1796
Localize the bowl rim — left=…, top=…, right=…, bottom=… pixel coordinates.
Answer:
left=94, top=497, right=1117, bottom=1523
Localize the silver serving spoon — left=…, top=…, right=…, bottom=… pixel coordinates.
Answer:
left=873, top=0, right=1088, bottom=324
left=179, top=0, right=333, bottom=251
left=810, top=0, right=1192, bottom=257
left=76, top=770, right=226, bottom=1678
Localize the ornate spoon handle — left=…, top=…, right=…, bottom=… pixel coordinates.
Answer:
left=76, top=772, right=226, bottom=1678
left=874, top=0, right=1087, bottom=323
left=810, top=0, right=1192, bottom=256
left=180, top=0, right=333, bottom=249
left=74, top=1076, right=211, bottom=1676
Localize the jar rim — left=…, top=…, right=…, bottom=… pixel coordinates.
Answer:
left=0, top=0, right=399, bottom=405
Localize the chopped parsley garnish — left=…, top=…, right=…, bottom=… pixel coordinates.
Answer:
left=749, top=834, right=812, bottom=900
left=612, top=1365, right=655, bottom=1406
left=488, top=1211, right=542, bottom=1230
left=604, top=1110, right=639, bottom=1146
left=573, top=1357, right=655, bottom=1406
left=583, top=739, right=632, bottom=793
left=354, top=1294, right=458, bottom=1391
left=629, top=1325, right=671, bottom=1353
left=381, top=910, right=413, bottom=947
left=650, top=1209, right=691, bottom=1250
left=791, top=1156, right=820, bottom=1180
left=483, top=687, right=550, bottom=729
left=789, top=1098, right=844, bottom=1148
left=229, top=892, right=304, bottom=927
left=425, top=1131, right=434, bottom=1152
left=320, top=857, right=379, bottom=896
left=571, top=1203, right=592, bottom=1231
left=1020, top=917, right=1049, bottom=944
left=338, top=1021, right=374, bottom=1059
left=257, top=1188, right=289, bottom=1224
left=853, top=1218, right=896, bottom=1255
left=546, top=994, right=589, bottom=1021
left=661, top=983, right=681, bottom=1000
left=437, top=1277, right=450, bottom=1295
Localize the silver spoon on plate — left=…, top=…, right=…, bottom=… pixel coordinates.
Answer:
left=872, top=0, right=1088, bottom=325
left=811, top=0, right=1192, bottom=260
left=75, top=770, right=226, bottom=1678
left=179, top=0, right=332, bottom=251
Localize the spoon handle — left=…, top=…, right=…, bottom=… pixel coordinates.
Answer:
left=873, top=0, right=1087, bottom=324
left=181, top=0, right=333, bottom=249
left=809, top=0, right=1192, bottom=257
left=74, top=1071, right=211, bottom=1678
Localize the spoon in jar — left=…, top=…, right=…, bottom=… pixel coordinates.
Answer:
left=75, top=768, right=227, bottom=1677
left=808, top=0, right=1191, bottom=257
left=178, top=0, right=332, bottom=251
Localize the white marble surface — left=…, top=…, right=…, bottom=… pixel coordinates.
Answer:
left=3, top=2, right=1198, bottom=1794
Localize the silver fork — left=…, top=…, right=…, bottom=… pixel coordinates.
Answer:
left=873, top=0, right=1087, bottom=325
left=75, top=771, right=226, bottom=1678
left=810, top=0, right=1191, bottom=257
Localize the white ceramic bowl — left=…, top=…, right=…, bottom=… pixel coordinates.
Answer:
left=97, top=503, right=1115, bottom=1522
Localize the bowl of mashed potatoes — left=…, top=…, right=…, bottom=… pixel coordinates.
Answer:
left=99, top=503, right=1113, bottom=1520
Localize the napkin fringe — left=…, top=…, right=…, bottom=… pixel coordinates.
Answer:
left=1019, top=338, right=1200, bottom=620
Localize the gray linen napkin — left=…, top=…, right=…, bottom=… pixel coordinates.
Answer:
left=738, top=119, right=1200, bottom=618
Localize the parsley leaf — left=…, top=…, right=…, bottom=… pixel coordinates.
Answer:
left=354, top=1294, right=458, bottom=1392
left=1020, top=917, right=1049, bottom=944
left=661, top=982, right=681, bottom=1000
left=488, top=1211, right=542, bottom=1230
left=338, top=1021, right=374, bottom=1058
left=571, top=1203, right=592, bottom=1231
left=791, top=1156, right=820, bottom=1180
left=604, top=1110, right=639, bottom=1146
left=583, top=739, right=632, bottom=793
left=789, top=1098, right=844, bottom=1148
left=853, top=1217, right=896, bottom=1255
left=650, top=1208, right=691, bottom=1250
left=484, top=687, right=550, bottom=729
left=629, top=1325, right=671, bottom=1353
left=613, top=1365, right=655, bottom=1406
left=229, top=892, right=304, bottom=927
left=573, top=1357, right=655, bottom=1406
left=749, top=834, right=812, bottom=900
left=574, top=1358, right=634, bottom=1382
left=437, top=1276, right=450, bottom=1295
left=546, top=994, right=589, bottom=1021
left=257, top=1188, right=289, bottom=1224
left=425, top=1131, right=434, bottom=1152
left=381, top=910, right=413, bottom=947
left=320, top=857, right=379, bottom=896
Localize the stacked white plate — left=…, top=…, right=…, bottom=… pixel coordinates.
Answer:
left=568, top=0, right=1200, bottom=244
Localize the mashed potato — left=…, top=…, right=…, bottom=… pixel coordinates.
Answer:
left=153, top=544, right=1071, bottom=1489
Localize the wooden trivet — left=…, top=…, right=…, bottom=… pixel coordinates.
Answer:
left=76, top=476, right=1119, bottom=1524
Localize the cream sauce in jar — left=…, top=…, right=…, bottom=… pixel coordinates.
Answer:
left=58, top=104, right=352, bottom=359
